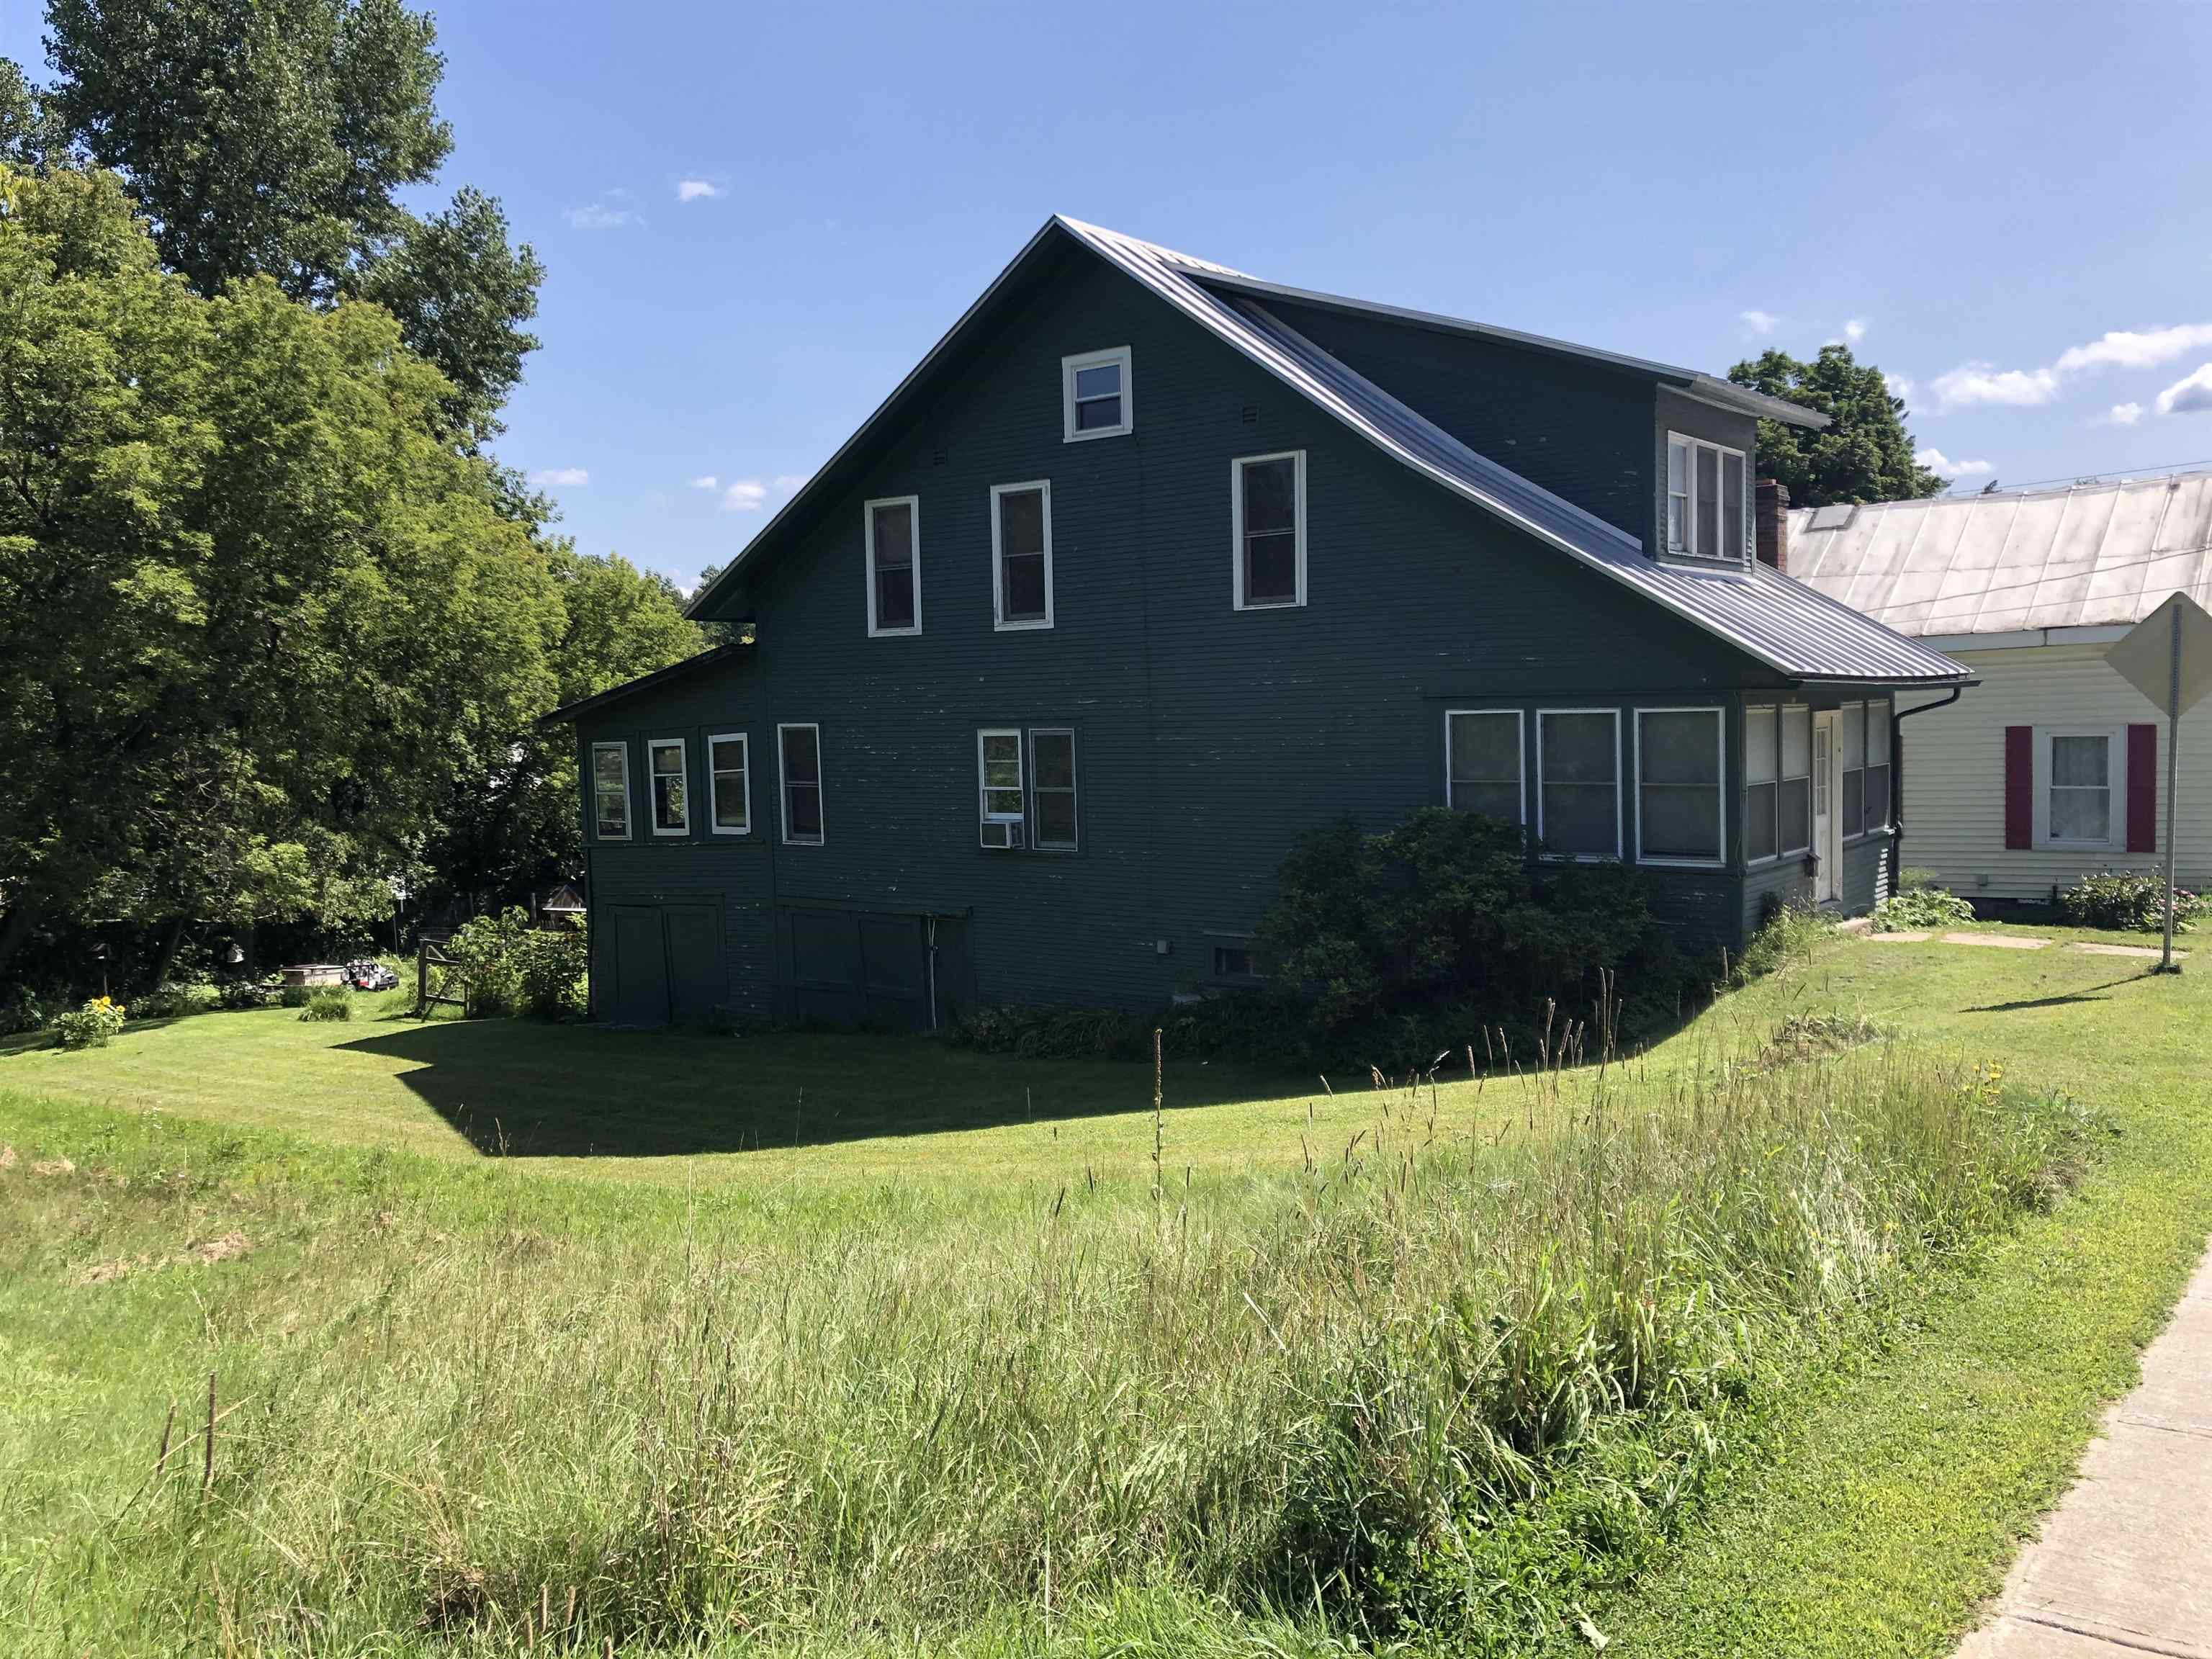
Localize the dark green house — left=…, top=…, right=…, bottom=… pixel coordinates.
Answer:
left=544, top=217, right=1969, bottom=1028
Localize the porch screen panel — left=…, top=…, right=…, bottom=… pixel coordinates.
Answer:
left=1638, top=710, right=1722, bottom=862
left=1539, top=712, right=1619, bottom=858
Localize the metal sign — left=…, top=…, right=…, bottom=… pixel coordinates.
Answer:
left=2106, top=592, right=2212, bottom=971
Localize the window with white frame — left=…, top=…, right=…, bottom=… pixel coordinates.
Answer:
left=1637, top=708, right=1724, bottom=863
left=992, top=482, right=1053, bottom=629
left=1233, top=451, right=1305, bottom=609
left=708, top=732, right=750, bottom=835
left=1030, top=729, right=1078, bottom=850
left=2037, top=727, right=2125, bottom=848
left=978, top=729, right=1024, bottom=849
left=1446, top=710, right=1524, bottom=824
left=591, top=742, right=631, bottom=840
left=1061, top=346, right=1132, bottom=441
left=648, top=738, right=690, bottom=836
left=1537, top=710, right=1620, bottom=859
left=866, top=496, right=920, bottom=636
left=1665, top=433, right=1749, bottom=564
left=1780, top=704, right=1812, bottom=854
left=1745, top=705, right=1779, bottom=863
left=778, top=723, right=823, bottom=845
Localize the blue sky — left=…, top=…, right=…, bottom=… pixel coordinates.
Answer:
left=11, top=1, right=2212, bottom=588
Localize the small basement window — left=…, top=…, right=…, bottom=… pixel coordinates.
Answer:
left=1665, top=433, right=1749, bottom=565
left=778, top=723, right=823, bottom=845
left=1233, top=451, right=1305, bottom=609
left=1062, top=346, right=1132, bottom=441
left=992, top=482, right=1053, bottom=629
left=866, top=495, right=920, bottom=636
left=591, top=742, right=631, bottom=841
left=708, top=732, right=750, bottom=835
left=648, top=738, right=690, bottom=836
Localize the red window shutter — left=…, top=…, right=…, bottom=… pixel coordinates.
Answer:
left=2128, top=724, right=2158, bottom=853
left=2004, top=727, right=2033, bottom=850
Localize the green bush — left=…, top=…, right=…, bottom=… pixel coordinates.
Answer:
left=0, top=986, right=63, bottom=1038
left=217, top=979, right=269, bottom=1010
left=513, top=924, right=589, bottom=1020
left=278, top=984, right=313, bottom=1008
left=951, top=1003, right=1151, bottom=1060
left=1870, top=886, right=1976, bottom=931
left=444, top=907, right=588, bottom=1020
left=132, top=978, right=217, bottom=1020
left=2058, top=869, right=2209, bottom=933
left=1898, top=866, right=1943, bottom=891
left=53, top=996, right=127, bottom=1050
left=298, top=989, right=352, bottom=1022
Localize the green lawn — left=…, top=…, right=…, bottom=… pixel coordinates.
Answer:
left=2, top=925, right=2208, bottom=1656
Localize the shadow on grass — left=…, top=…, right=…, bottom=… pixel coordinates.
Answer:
left=334, top=1019, right=1308, bottom=1158
left=1962, top=974, right=2149, bottom=1015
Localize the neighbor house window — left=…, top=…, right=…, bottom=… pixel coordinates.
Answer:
left=591, top=742, right=631, bottom=841
left=708, top=732, right=750, bottom=835
left=1537, top=709, right=1620, bottom=860
left=1445, top=709, right=1524, bottom=824
left=778, top=723, right=823, bottom=845
left=992, top=481, right=1053, bottom=629
left=648, top=738, right=689, bottom=836
left=978, top=729, right=1025, bottom=848
left=1745, top=704, right=1779, bottom=863
left=1665, top=434, right=1748, bottom=564
left=1062, top=346, right=1132, bottom=441
left=866, top=495, right=920, bottom=636
left=2038, top=727, right=2124, bottom=848
left=1029, top=728, right=1078, bottom=850
left=1780, top=705, right=1812, bottom=854
left=1232, top=451, right=1305, bottom=609
left=1637, top=708, right=1724, bottom=864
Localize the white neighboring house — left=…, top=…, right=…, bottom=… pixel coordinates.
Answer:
left=1789, top=472, right=2212, bottom=907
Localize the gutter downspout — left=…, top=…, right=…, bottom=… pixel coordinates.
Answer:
left=1892, top=685, right=1968, bottom=891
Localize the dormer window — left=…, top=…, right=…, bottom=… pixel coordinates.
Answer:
left=1062, top=347, right=1132, bottom=441
left=1665, top=434, right=1748, bottom=565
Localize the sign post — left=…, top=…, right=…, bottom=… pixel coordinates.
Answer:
left=2105, top=593, right=2212, bottom=973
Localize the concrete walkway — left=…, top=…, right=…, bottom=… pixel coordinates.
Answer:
left=1955, top=1245, right=2212, bottom=1657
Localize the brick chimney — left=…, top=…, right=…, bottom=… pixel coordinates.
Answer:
left=1755, top=478, right=1790, bottom=573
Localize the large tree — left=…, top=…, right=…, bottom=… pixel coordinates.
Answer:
left=0, top=164, right=564, bottom=976
left=37, top=0, right=540, bottom=442
left=1727, top=344, right=1947, bottom=507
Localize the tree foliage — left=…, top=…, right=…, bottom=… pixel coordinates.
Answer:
left=1727, top=345, right=1947, bottom=507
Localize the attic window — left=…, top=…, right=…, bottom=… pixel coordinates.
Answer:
left=1665, top=434, right=1749, bottom=565
left=1063, top=347, right=1132, bottom=441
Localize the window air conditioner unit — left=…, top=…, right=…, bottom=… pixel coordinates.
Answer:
left=980, top=819, right=1024, bottom=850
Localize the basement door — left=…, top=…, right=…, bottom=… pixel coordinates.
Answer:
left=606, top=902, right=727, bottom=1027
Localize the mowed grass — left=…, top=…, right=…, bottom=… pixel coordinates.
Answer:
left=0, top=925, right=2207, bottom=1658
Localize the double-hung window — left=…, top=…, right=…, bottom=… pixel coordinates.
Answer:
left=1537, top=710, right=1621, bottom=860
left=1780, top=706, right=1812, bottom=854
left=1745, top=705, right=1779, bottom=863
left=708, top=732, right=750, bottom=835
left=1062, top=346, right=1132, bottom=441
left=866, top=496, right=920, bottom=635
left=1232, top=451, right=1305, bottom=609
left=2038, top=727, right=2123, bottom=848
left=778, top=723, right=823, bottom=845
left=1665, top=433, right=1749, bottom=564
left=1030, top=729, right=1078, bottom=850
left=1840, top=702, right=1866, bottom=838
left=992, top=482, right=1053, bottom=629
left=978, top=729, right=1025, bottom=848
left=1636, top=708, right=1724, bottom=864
left=976, top=727, right=1079, bottom=851
left=1445, top=709, right=1525, bottom=824
left=591, top=742, right=631, bottom=841
left=648, top=738, right=690, bottom=836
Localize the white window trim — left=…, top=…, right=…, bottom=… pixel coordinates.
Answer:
left=1028, top=727, right=1079, bottom=851
left=1061, top=346, right=1133, bottom=443
left=989, top=480, right=1055, bottom=631
left=1633, top=706, right=1727, bottom=868
left=1664, top=431, right=1750, bottom=566
left=590, top=740, right=631, bottom=842
left=1780, top=703, right=1814, bottom=857
left=1535, top=707, right=1622, bottom=862
left=647, top=737, right=691, bottom=837
left=977, top=728, right=1025, bottom=825
left=1231, top=450, right=1307, bottom=611
left=1443, top=708, right=1527, bottom=825
left=863, top=495, right=922, bottom=638
left=777, top=722, right=823, bottom=846
left=2033, top=724, right=2128, bottom=851
left=706, top=732, right=751, bottom=837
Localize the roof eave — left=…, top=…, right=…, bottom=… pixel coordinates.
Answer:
left=536, top=641, right=752, bottom=728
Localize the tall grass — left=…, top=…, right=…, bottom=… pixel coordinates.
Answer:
left=7, top=1038, right=2097, bottom=1656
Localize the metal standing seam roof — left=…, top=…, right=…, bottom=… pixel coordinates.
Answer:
left=1061, top=218, right=1968, bottom=685
left=1788, top=472, right=2212, bottom=639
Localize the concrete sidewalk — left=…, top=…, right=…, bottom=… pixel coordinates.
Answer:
left=1956, top=1244, right=2212, bottom=1657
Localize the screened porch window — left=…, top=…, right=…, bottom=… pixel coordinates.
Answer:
left=1745, top=705, right=1779, bottom=863
left=1636, top=709, right=1723, bottom=863
left=1537, top=710, right=1620, bottom=859
left=1781, top=705, right=1812, bottom=854
left=1446, top=710, right=1524, bottom=824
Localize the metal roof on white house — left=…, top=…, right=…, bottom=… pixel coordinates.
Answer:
left=1789, top=472, right=2212, bottom=641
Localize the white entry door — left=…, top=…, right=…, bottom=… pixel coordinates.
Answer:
left=1812, top=712, right=1837, bottom=903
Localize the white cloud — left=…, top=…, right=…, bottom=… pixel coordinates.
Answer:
left=688, top=475, right=719, bottom=490
left=2156, top=363, right=2212, bottom=416
left=529, top=466, right=589, bottom=487
left=773, top=473, right=811, bottom=491
left=564, top=201, right=638, bottom=231
left=676, top=179, right=721, bottom=202
left=2056, top=323, right=2212, bottom=375
left=721, top=480, right=769, bottom=511
left=1915, top=446, right=1992, bottom=477
left=1930, top=362, right=2059, bottom=409
left=2103, top=402, right=2144, bottom=427
left=1843, top=318, right=1867, bottom=343
left=1740, top=309, right=1779, bottom=336
left=1884, top=373, right=1913, bottom=400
